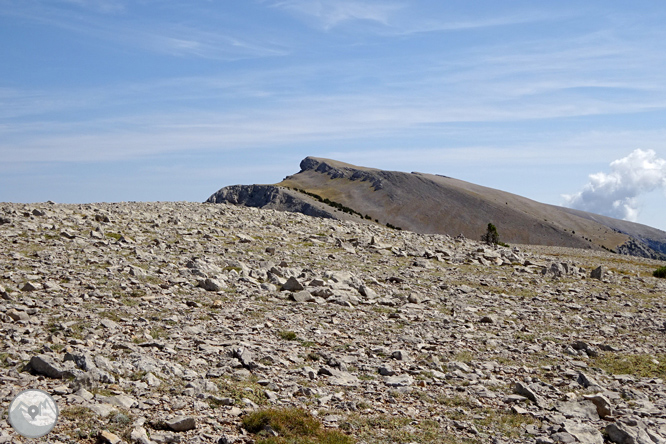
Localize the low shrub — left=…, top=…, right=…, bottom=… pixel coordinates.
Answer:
left=654, top=266, right=666, bottom=278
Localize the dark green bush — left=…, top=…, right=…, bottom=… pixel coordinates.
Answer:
left=654, top=266, right=666, bottom=278
left=481, top=223, right=500, bottom=246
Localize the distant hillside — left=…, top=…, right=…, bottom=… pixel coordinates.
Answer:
left=207, top=156, right=666, bottom=260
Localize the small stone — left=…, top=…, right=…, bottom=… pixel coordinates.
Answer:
left=167, top=415, right=196, bottom=432
left=108, top=394, right=138, bottom=410
left=319, top=368, right=359, bottom=386
left=378, top=365, right=395, bottom=376
left=144, top=372, right=162, bottom=387
left=551, top=431, right=576, bottom=443
left=282, top=276, right=305, bottom=292
left=555, top=400, right=599, bottom=420
left=131, top=427, right=152, bottom=444
left=292, top=290, right=315, bottom=303
left=7, top=309, right=30, bottom=322
left=98, top=430, right=122, bottom=444
left=583, top=394, right=613, bottom=418
left=29, top=354, right=64, bottom=379
left=75, top=388, right=94, bottom=401
left=229, top=407, right=243, bottom=416
left=89, top=403, right=118, bottom=417
left=21, top=282, right=41, bottom=292
left=359, top=285, right=377, bottom=298
left=577, top=372, right=602, bottom=390
left=407, top=293, right=422, bottom=304
left=514, top=381, right=546, bottom=408
left=151, top=431, right=182, bottom=443
left=562, top=421, right=603, bottom=444
left=512, top=405, right=529, bottom=415
left=605, top=422, right=656, bottom=444
left=384, top=374, right=413, bottom=387
left=198, top=278, right=225, bottom=292
left=210, top=396, right=234, bottom=406
left=591, top=266, right=605, bottom=280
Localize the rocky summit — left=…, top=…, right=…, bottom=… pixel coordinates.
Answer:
left=1, top=201, right=666, bottom=443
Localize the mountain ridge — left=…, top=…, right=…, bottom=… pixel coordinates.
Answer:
left=207, top=156, right=666, bottom=260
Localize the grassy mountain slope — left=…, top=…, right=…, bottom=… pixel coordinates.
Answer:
left=277, top=157, right=665, bottom=258
left=208, top=156, right=666, bottom=259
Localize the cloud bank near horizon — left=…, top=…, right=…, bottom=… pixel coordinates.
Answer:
left=563, top=149, right=666, bottom=222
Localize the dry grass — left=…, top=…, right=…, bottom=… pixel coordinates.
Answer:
left=242, top=407, right=354, bottom=444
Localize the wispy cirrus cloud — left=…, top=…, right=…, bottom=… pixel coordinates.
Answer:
left=272, top=0, right=566, bottom=36
left=133, top=26, right=289, bottom=59
left=58, top=0, right=125, bottom=13
left=271, top=0, right=402, bottom=29
left=0, top=1, right=288, bottom=60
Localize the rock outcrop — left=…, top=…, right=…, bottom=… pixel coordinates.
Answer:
left=206, top=184, right=367, bottom=224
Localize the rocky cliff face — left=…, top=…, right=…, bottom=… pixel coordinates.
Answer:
left=206, top=184, right=337, bottom=220
left=616, top=238, right=666, bottom=260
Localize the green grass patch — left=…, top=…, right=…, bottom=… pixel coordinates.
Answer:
left=592, top=353, right=666, bottom=378
left=345, top=414, right=473, bottom=444
left=452, top=351, right=475, bottom=363
left=242, top=407, right=354, bottom=444
left=58, top=406, right=133, bottom=441
left=0, top=353, right=12, bottom=368
left=150, top=326, right=168, bottom=339
left=278, top=330, right=298, bottom=341
left=473, top=409, right=539, bottom=438
left=121, top=297, right=140, bottom=307
left=215, top=377, right=268, bottom=406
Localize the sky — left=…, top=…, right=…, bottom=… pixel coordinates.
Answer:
left=2, top=1, right=666, bottom=231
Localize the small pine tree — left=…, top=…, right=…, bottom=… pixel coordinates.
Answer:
left=654, top=266, right=666, bottom=279
left=481, top=223, right=500, bottom=246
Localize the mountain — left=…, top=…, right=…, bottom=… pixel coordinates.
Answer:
left=207, top=156, right=666, bottom=260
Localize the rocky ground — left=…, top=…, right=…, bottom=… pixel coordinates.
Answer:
left=0, top=201, right=665, bottom=444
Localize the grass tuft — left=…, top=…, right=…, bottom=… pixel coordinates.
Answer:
left=278, top=330, right=298, bottom=341
left=592, top=353, right=666, bottom=378
left=242, top=407, right=354, bottom=444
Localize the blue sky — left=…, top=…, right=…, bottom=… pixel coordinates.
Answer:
left=2, top=1, right=666, bottom=230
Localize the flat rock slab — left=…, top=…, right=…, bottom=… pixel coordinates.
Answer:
left=563, top=420, right=603, bottom=444
left=107, top=394, right=138, bottom=410
left=555, top=400, right=600, bottom=421
left=88, top=403, right=118, bottom=418
left=384, top=374, right=414, bottom=387
left=167, top=416, right=197, bottom=432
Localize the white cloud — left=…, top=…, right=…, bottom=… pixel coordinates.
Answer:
left=563, top=149, right=666, bottom=221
